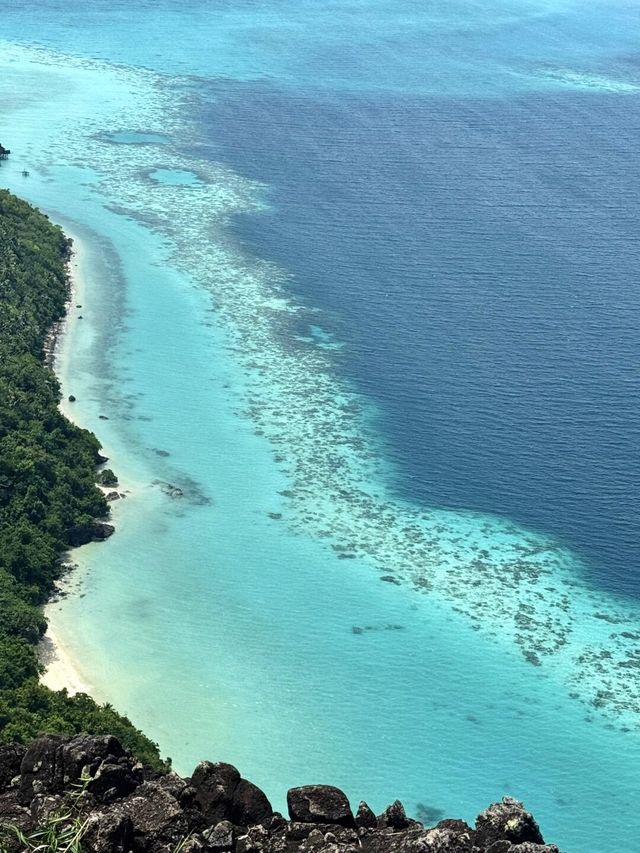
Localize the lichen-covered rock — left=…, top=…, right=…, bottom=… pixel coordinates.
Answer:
left=18, top=733, right=128, bottom=806
left=287, top=786, right=355, bottom=827
left=231, top=779, right=273, bottom=827
left=17, top=735, right=63, bottom=804
left=0, top=744, right=25, bottom=791
left=204, top=819, right=235, bottom=851
left=363, top=826, right=433, bottom=852
left=236, top=823, right=270, bottom=853
left=355, top=800, right=377, bottom=830
left=183, top=835, right=209, bottom=852
left=0, top=789, right=33, bottom=852
left=378, top=799, right=411, bottom=830
left=87, top=760, right=141, bottom=801
left=120, top=780, right=189, bottom=850
left=419, top=819, right=476, bottom=852
left=190, top=761, right=272, bottom=828
left=82, top=808, right=135, bottom=853
left=475, top=797, right=544, bottom=847
left=61, top=734, right=126, bottom=784
left=1, top=736, right=562, bottom=853
left=191, top=761, right=242, bottom=825
left=30, top=793, right=64, bottom=824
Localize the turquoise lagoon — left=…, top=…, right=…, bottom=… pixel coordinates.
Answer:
left=1, top=3, right=640, bottom=851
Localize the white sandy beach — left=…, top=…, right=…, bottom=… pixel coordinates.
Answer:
left=39, top=626, right=92, bottom=695
left=38, top=230, right=136, bottom=698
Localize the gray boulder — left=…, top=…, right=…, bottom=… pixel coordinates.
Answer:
left=475, top=798, right=545, bottom=847
left=287, top=785, right=355, bottom=827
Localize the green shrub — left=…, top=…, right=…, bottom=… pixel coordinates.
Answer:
left=0, top=190, right=165, bottom=770
left=96, top=469, right=118, bottom=487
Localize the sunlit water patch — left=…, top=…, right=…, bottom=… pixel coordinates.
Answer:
left=537, top=67, right=640, bottom=93
left=104, top=130, right=170, bottom=145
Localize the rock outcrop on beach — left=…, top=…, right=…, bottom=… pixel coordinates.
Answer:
left=66, top=521, right=116, bottom=547
left=0, top=734, right=561, bottom=853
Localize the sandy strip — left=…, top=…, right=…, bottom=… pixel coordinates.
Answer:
left=39, top=231, right=116, bottom=698
left=39, top=627, right=92, bottom=696
left=55, top=232, right=140, bottom=499
left=39, top=226, right=149, bottom=697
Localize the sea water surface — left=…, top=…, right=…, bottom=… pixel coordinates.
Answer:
left=1, top=2, right=640, bottom=851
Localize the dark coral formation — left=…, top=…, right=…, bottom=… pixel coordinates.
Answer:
left=0, top=734, right=561, bottom=852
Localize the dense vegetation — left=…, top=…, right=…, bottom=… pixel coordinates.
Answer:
left=0, top=188, right=164, bottom=767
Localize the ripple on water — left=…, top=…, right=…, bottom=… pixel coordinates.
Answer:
left=7, top=39, right=640, bottom=738
left=84, top=98, right=640, bottom=732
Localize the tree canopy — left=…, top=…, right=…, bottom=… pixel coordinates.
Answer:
left=0, top=189, right=164, bottom=768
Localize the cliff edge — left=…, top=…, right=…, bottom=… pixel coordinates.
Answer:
left=0, top=734, right=560, bottom=852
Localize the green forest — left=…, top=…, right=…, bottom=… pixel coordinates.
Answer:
left=0, top=188, right=164, bottom=767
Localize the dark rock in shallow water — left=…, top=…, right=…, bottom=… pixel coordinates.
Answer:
left=66, top=521, right=115, bottom=547
left=415, top=802, right=445, bottom=825
left=287, top=785, right=355, bottom=827
left=106, top=491, right=120, bottom=501
left=3, top=736, right=561, bottom=853
left=155, top=480, right=185, bottom=498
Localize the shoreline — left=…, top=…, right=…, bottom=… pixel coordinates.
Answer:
left=54, top=232, right=141, bottom=496
left=38, top=626, right=92, bottom=696
left=38, top=228, right=121, bottom=700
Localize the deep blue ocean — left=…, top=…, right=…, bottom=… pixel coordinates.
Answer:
left=198, top=85, right=640, bottom=596
left=5, top=0, right=640, bottom=596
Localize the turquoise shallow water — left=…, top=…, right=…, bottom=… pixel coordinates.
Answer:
left=0, top=3, right=639, bottom=850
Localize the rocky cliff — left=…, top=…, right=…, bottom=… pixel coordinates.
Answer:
left=0, top=734, right=560, bottom=852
